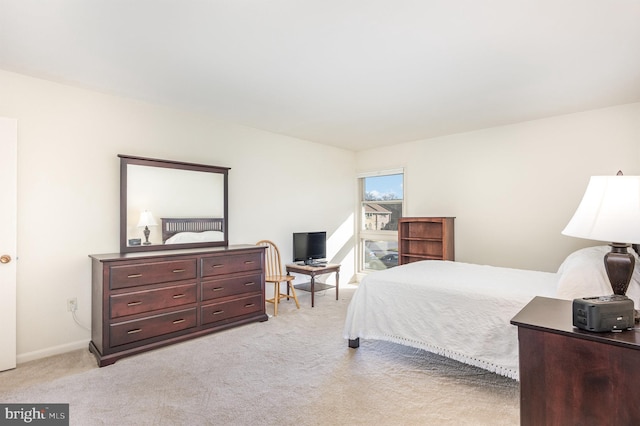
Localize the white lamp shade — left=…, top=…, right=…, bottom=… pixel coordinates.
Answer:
left=562, top=175, right=640, bottom=244
left=137, top=210, right=158, bottom=228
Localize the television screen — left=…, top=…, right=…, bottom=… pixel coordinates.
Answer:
left=293, top=232, right=326, bottom=264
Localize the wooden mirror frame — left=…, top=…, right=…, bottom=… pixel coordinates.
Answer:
left=119, top=154, right=229, bottom=253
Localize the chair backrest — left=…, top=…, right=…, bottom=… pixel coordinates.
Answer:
left=256, top=240, right=284, bottom=278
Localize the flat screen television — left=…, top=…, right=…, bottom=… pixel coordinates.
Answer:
left=293, top=231, right=327, bottom=265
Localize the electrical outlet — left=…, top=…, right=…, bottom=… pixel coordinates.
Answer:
left=67, top=297, right=77, bottom=312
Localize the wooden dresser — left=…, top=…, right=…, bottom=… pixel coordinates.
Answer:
left=89, top=245, right=267, bottom=366
left=398, top=217, right=455, bottom=265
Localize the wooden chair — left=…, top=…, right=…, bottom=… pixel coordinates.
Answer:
left=257, top=240, right=300, bottom=316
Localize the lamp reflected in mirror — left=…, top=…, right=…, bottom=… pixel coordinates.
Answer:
left=137, top=210, right=157, bottom=245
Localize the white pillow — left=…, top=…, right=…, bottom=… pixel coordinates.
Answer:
left=165, top=231, right=225, bottom=244
left=556, top=245, right=640, bottom=308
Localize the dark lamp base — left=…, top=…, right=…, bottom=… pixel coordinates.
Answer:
left=604, top=243, right=634, bottom=295
left=143, top=226, right=151, bottom=246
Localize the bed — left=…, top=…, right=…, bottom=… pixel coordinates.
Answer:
left=161, top=217, right=225, bottom=244
left=343, top=245, right=640, bottom=380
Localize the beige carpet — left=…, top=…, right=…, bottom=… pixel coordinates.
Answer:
left=0, top=285, right=519, bottom=425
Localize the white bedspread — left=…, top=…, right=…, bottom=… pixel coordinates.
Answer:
left=343, top=260, right=558, bottom=380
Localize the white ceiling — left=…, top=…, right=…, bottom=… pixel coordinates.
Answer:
left=1, top=1, right=639, bottom=152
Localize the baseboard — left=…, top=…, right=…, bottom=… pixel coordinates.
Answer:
left=17, top=339, right=90, bottom=364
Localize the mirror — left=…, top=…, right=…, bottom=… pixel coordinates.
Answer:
left=119, top=154, right=229, bottom=253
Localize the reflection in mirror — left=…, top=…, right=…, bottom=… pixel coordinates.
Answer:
left=119, top=155, right=229, bottom=253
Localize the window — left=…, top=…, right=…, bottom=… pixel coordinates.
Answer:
left=358, top=170, right=403, bottom=271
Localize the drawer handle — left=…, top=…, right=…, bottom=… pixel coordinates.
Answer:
left=244, top=260, right=255, bottom=265
left=127, top=301, right=142, bottom=307
left=172, top=269, right=186, bottom=273
left=244, top=282, right=255, bottom=286
left=212, top=264, right=224, bottom=269
left=245, top=303, right=256, bottom=308
left=127, top=328, right=142, bottom=334
left=127, top=273, right=142, bottom=279
left=172, top=294, right=186, bottom=299
left=172, top=319, right=185, bottom=324
left=212, top=310, right=224, bottom=315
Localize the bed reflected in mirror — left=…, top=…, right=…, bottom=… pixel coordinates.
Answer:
left=119, top=154, right=229, bottom=253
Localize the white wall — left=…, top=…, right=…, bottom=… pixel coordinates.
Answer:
left=0, top=70, right=356, bottom=362
left=356, top=103, right=640, bottom=272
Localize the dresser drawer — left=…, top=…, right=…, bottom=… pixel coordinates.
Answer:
left=201, top=252, right=261, bottom=277
left=110, top=283, right=197, bottom=319
left=110, top=259, right=197, bottom=289
left=201, top=294, right=263, bottom=325
left=110, top=308, right=196, bottom=347
left=201, top=273, right=262, bottom=302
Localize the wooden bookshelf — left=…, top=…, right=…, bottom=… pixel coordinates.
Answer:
left=398, top=217, right=455, bottom=265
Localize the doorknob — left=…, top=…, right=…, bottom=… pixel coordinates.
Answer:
left=0, top=255, right=11, bottom=264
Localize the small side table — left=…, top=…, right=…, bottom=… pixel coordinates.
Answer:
left=511, top=296, right=640, bottom=425
left=285, top=263, right=340, bottom=307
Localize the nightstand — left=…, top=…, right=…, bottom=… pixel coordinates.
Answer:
left=511, top=296, right=640, bottom=425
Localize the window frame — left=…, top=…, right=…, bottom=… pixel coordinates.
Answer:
left=357, top=168, right=405, bottom=273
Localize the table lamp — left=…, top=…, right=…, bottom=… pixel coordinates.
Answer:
left=137, top=210, right=158, bottom=245
left=562, top=172, right=640, bottom=295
